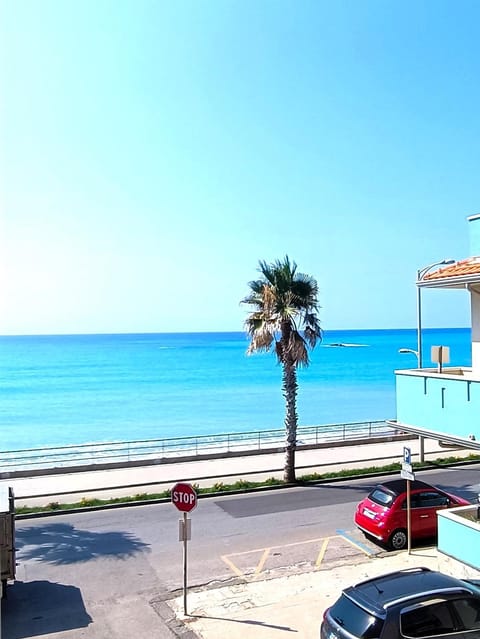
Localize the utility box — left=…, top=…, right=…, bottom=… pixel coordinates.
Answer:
left=0, top=486, right=15, bottom=598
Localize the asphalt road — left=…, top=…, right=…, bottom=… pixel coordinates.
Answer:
left=3, top=464, right=480, bottom=639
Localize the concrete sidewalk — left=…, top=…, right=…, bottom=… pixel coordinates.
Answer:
left=169, top=547, right=441, bottom=638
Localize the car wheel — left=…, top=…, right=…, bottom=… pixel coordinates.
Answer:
left=389, top=529, right=407, bottom=550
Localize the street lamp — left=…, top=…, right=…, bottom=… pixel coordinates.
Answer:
left=416, top=259, right=455, bottom=368
left=398, top=348, right=419, bottom=365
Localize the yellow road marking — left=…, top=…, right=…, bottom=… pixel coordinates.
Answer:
left=221, top=535, right=358, bottom=577
left=255, top=547, right=271, bottom=574
left=316, top=537, right=330, bottom=567
left=221, top=554, right=244, bottom=577
left=223, top=536, right=340, bottom=558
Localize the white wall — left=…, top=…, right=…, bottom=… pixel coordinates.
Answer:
left=471, top=289, right=480, bottom=374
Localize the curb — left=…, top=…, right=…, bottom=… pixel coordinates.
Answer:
left=15, top=458, right=480, bottom=520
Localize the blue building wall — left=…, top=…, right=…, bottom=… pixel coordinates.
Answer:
left=396, top=373, right=480, bottom=439
left=438, top=509, right=480, bottom=571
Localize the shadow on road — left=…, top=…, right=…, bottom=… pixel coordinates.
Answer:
left=2, top=580, right=92, bottom=639
left=15, top=522, right=150, bottom=564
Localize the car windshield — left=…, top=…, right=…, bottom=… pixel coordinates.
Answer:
left=368, top=487, right=395, bottom=507
left=329, top=595, right=384, bottom=638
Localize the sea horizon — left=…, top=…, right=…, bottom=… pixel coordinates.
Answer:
left=0, top=326, right=470, bottom=338
left=1, top=327, right=472, bottom=451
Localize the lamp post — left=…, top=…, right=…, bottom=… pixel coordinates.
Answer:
left=398, top=348, right=419, bottom=365
left=416, top=259, right=455, bottom=368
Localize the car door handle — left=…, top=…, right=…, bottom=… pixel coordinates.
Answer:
left=420, top=515, right=429, bottom=518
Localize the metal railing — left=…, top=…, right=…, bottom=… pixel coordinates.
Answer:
left=0, top=420, right=394, bottom=473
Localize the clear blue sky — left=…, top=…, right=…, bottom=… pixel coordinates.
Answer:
left=1, top=1, right=479, bottom=335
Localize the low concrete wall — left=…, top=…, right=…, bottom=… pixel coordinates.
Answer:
left=438, top=506, right=480, bottom=576
left=438, top=551, right=480, bottom=580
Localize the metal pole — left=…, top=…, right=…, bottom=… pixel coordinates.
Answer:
left=416, top=259, right=455, bottom=369
left=417, top=272, right=422, bottom=369
left=407, top=479, right=411, bottom=555
left=183, top=512, right=188, bottom=615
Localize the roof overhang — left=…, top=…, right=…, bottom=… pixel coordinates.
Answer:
left=417, top=276, right=480, bottom=291
left=418, top=257, right=480, bottom=289
left=386, top=420, right=480, bottom=451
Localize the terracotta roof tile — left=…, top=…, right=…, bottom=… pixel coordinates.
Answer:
left=423, top=258, right=480, bottom=280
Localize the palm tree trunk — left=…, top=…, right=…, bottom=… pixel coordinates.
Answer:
left=282, top=361, right=298, bottom=483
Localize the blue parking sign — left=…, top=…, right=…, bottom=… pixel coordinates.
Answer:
left=403, top=447, right=411, bottom=465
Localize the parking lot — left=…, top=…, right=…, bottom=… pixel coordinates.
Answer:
left=221, top=529, right=382, bottom=579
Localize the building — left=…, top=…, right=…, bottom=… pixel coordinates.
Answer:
left=389, top=214, right=480, bottom=577
left=389, top=214, right=480, bottom=452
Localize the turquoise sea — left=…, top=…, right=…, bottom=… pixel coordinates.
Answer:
left=0, top=328, right=471, bottom=451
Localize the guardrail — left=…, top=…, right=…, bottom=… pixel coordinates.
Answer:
left=0, top=420, right=393, bottom=473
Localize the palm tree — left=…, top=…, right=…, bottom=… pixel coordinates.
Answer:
left=242, top=256, right=322, bottom=483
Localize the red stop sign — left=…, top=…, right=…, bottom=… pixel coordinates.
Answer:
left=171, top=482, right=197, bottom=512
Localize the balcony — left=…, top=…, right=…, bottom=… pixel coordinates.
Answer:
left=393, top=367, right=480, bottom=445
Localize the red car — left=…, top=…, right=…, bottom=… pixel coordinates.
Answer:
left=354, top=478, right=470, bottom=550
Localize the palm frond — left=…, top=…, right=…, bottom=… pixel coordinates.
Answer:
left=246, top=328, right=274, bottom=354
left=284, top=330, right=309, bottom=367
left=242, top=255, right=321, bottom=364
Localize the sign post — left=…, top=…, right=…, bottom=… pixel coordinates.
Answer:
left=171, top=482, right=197, bottom=615
left=401, top=447, right=415, bottom=554
left=406, top=478, right=411, bottom=555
